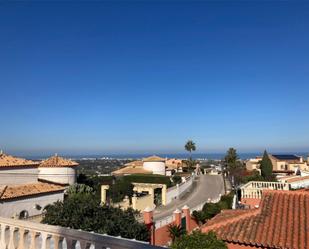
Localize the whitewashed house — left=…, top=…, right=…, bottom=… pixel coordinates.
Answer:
left=0, top=152, right=78, bottom=219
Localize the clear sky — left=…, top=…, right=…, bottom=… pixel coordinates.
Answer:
left=0, top=1, right=308, bottom=156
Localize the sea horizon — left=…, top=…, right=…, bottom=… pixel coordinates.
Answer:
left=25, top=152, right=309, bottom=161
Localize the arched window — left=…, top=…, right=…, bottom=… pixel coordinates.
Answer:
left=19, top=210, right=29, bottom=219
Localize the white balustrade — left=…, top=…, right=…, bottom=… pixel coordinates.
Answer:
left=240, top=181, right=290, bottom=199
left=0, top=216, right=160, bottom=249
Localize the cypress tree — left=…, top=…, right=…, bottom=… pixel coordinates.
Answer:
left=260, top=150, right=273, bottom=178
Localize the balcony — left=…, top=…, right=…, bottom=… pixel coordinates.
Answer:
left=0, top=216, right=162, bottom=249
left=240, top=181, right=290, bottom=199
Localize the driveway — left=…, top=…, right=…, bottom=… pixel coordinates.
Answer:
left=153, top=174, right=225, bottom=220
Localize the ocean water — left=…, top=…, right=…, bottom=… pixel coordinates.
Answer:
left=28, top=152, right=308, bottom=161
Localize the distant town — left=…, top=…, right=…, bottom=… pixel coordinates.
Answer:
left=1, top=142, right=309, bottom=248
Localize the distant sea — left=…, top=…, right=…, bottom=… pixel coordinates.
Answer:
left=28, top=152, right=308, bottom=161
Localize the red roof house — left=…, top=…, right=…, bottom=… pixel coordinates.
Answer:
left=202, top=190, right=309, bottom=249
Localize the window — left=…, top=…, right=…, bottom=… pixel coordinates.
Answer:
left=19, top=210, right=29, bottom=219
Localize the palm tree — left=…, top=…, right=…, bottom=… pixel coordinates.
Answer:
left=185, top=140, right=196, bottom=160
left=168, top=224, right=186, bottom=242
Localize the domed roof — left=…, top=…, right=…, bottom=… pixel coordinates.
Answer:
left=0, top=151, right=38, bottom=168
left=143, top=155, right=165, bottom=162
left=39, top=154, right=78, bottom=167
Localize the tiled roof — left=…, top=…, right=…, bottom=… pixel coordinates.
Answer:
left=125, top=160, right=144, bottom=167
left=0, top=182, right=65, bottom=200
left=202, top=190, right=309, bottom=249
left=143, top=156, right=165, bottom=162
left=285, top=175, right=309, bottom=183
left=0, top=152, right=38, bottom=168
left=112, top=166, right=152, bottom=176
left=40, top=155, right=78, bottom=167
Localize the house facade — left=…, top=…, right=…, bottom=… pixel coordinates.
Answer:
left=0, top=152, right=78, bottom=219
left=268, top=154, right=308, bottom=172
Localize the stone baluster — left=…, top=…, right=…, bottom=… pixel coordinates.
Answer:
left=52, top=235, right=63, bottom=249
left=8, top=226, right=16, bottom=249
left=0, top=224, right=7, bottom=249
left=66, top=238, right=76, bottom=249
left=17, top=228, right=26, bottom=249
left=29, top=231, right=38, bottom=249
left=41, top=232, right=50, bottom=249
left=79, top=240, right=91, bottom=249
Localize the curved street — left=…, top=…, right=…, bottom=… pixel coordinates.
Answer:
left=153, top=174, right=226, bottom=221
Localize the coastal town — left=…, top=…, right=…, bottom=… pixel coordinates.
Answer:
left=1, top=1, right=309, bottom=248
left=1, top=145, right=309, bottom=248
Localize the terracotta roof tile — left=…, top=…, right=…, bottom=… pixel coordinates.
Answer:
left=202, top=190, right=309, bottom=249
left=112, top=166, right=152, bottom=175
left=40, top=155, right=78, bottom=167
left=143, top=155, right=165, bottom=162
left=0, top=182, right=65, bottom=200
left=285, top=175, right=309, bottom=183
left=125, top=160, right=143, bottom=167
left=0, top=152, right=38, bottom=168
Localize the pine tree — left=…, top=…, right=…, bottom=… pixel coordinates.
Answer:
left=260, top=150, right=273, bottom=178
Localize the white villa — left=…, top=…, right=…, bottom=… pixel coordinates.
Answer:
left=0, top=152, right=78, bottom=219
left=112, top=156, right=184, bottom=176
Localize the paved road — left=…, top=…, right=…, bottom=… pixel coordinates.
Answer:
left=153, top=174, right=226, bottom=220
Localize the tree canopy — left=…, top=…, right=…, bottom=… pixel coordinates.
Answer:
left=260, top=150, right=273, bottom=179
left=42, top=192, right=149, bottom=241
left=223, top=148, right=244, bottom=186
left=192, top=193, right=234, bottom=225
left=168, top=224, right=186, bottom=242
left=185, top=140, right=196, bottom=159
left=170, top=231, right=227, bottom=249
left=224, top=148, right=240, bottom=170
left=66, top=183, right=94, bottom=195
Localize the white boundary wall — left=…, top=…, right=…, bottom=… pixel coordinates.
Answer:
left=166, top=174, right=194, bottom=205
left=155, top=194, right=221, bottom=229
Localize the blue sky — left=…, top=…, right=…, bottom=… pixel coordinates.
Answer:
left=0, top=1, right=308, bottom=156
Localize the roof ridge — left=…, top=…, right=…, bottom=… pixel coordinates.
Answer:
left=202, top=208, right=260, bottom=232
left=0, top=185, right=8, bottom=199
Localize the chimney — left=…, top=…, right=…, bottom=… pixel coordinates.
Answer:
left=182, top=205, right=191, bottom=232
left=143, top=207, right=155, bottom=245
left=173, top=209, right=182, bottom=226
left=143, top=206, right=154, bottom=225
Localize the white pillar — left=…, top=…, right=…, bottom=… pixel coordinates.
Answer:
left=8, top=227, right=16, bottom=249
left=0, top=225, right=7, bottom=249
left=29, top=231, right=37, bottom=249
left=79, top=240, right=91, bottom=249
left=17, top=228, right=26, bottom=249
left=52, top=235, right=63, bottom=249
left=41, top=232, right=49, bottom=249
left=66, top=238, right=76, bottom=249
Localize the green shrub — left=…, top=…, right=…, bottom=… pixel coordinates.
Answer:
left=171, top=231, right=227, bottom=249
left=172, top=175, right=182, bottom=184
left=109, top=178, right=134, bottom=203
left=123, top=174, right=172, bottom=187
left=43, top=193, right=149, bottom=241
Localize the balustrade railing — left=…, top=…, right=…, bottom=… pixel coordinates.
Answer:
left=0, top=216, right=161, bottom=249
left=240, top=181, right=290, bottom=199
